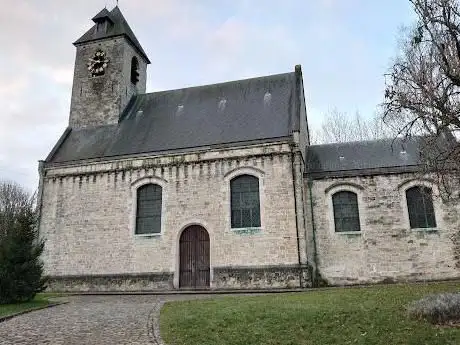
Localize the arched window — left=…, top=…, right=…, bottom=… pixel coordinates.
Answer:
left=136, top=184, right=162, bottom=234
left=131, top=56, right=139, bottom=84
left=332, top=191, right=360, bottom=232
left=406, top=186, right=436, bottom=228
left=231, top=175, right=260, bottom=228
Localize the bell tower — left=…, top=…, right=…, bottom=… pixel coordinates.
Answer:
left=69, top=6, right=150, bottom=128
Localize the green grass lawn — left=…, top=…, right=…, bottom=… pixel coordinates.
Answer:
left=160, top=282, right=460, bottom=345
left=0, top=294, right=58, bottom=318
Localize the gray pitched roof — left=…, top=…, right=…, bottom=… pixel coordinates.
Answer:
left=92, top=8, right=114, bottom=23
left=47, top=71, right=299, bottom=164
left=306, top=138, right=424, bottom=179
left=74, top=6, right=150, bottom=63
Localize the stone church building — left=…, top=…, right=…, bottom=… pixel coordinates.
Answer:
left=38, top=7, right=460, bottom=291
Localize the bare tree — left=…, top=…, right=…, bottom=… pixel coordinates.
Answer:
left=383, top=0, right=460, bottom=197
left=311, top=108, right=396, bottom=144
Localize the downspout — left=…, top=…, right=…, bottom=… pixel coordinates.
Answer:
left=307, top=178, right=319, bottom=286
left=290, top=147, right=303, bottom=288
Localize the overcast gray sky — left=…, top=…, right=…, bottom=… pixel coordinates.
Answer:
left=0, top=0, right=414, bottom=192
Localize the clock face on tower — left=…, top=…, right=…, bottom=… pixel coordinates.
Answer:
left=87, top=50, right=109, bottom=77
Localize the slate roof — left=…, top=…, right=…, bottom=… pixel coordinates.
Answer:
left=74, top=6, right=150, bottom=63
left=306, top=137, right=424, bottom=179
left=92, top=8, right=114, bottom=23
left=47, top=71, right=299, bottom=164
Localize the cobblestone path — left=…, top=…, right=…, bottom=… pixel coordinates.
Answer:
left=0, top=294, right=208, bottom=345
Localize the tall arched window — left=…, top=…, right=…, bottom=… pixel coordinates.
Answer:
left=131, top=56, right=139, bottom=84
left=332, top=191, right=360, bottom=232
left=136, top=184, right=162, bottom=234
left=406, top=186, right=436, bottom=228
left=231, top=175, right=260, bottom=228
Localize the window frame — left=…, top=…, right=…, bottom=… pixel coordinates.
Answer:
left=224, top=167, right=265, bottom=232
left=131, top=176, right=168, bottom=238
left=332, top=191, right=361, bottom=233
left=406, top=186, right=437, bottom=229
left=230, top=174, right=261, bottom=229
left=325, top=183, right=365, bottom=235
left=135, top=184, right=162, bottom=235
left=399, top=179, right=441, bottom=232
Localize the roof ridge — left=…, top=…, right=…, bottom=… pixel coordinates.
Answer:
left=92, top=8, right=113, bottom=22
left=109, top=6, right=150, bottom=62
left=143, top=71, right=296, bottom=97
left=309, top=137, right=409, bottom=147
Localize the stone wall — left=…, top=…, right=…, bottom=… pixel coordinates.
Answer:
left=69, top=37, right=148, bottom=128
left=40, top=142, right=307, bottom=291
left=46, top=273, right=173, bottom=292
left=213, top=265, right=311, bottom=289
left=307, top=173, right=460, bottom=285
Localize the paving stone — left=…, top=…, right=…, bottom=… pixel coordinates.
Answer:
left=0, top=295, right=212, bottom=345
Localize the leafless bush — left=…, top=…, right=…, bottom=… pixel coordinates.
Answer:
left=407, top=292, right=460, bottom=325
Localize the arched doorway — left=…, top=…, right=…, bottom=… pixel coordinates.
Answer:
left=179, top=225, right=210, bottom=288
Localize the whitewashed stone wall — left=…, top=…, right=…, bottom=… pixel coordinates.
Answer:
left=307, top=173, right=460, bottom=285
left=40, top=142, right=306, bottom=290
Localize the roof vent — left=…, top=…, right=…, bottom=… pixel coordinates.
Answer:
left=177, top=104, right=184, bottom=115
left=264, top=92, right=272, bottom=106
left=218, top=98, right=227, bottom=111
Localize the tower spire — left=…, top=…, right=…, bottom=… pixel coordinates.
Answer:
left=74, top=6, right=150, bottom=64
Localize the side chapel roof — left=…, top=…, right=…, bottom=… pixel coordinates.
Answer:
left=306, top=136, right=449, bottom=179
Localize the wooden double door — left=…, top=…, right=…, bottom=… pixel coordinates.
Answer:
left=179, top=225, right=210, bottom=288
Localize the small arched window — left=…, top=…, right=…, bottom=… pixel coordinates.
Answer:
left=332, top=191, right=360, bottom=232
left=131, top=56, right=139, bottom=85
left=406, top=186, right=436, bottom=228
left=136, top=184, right=162, bottom=234
left=231, top=175, right=260, bottom=228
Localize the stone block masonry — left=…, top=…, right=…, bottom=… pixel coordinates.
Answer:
left=46, top=273, right=174, bottom=292
left=40, top=142, right=309, bottom=291
left=213, top=264, right=311, bottom=289
left=40, top=133, right=460, bottom=291
left=308, top=174, right=460, bottom=285
left=69, top=37, right=148, bottom=128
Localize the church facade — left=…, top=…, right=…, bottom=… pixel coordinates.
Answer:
left=38, top=7, right=460, bottom=292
